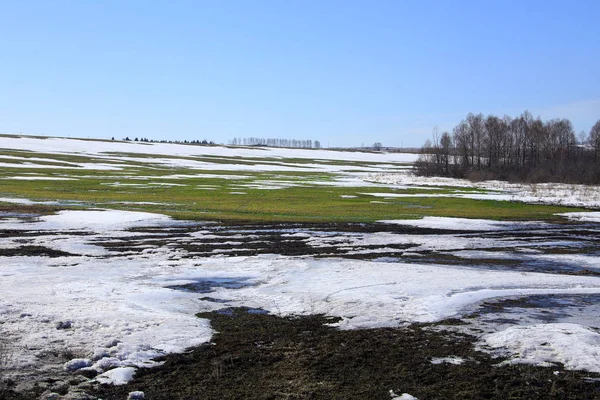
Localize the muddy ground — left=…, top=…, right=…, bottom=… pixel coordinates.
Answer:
left=91, top=308, right=600, bottom=400
left=2, top=209, right=600, bottom=399
left=4, top=308, right=600, bottom=400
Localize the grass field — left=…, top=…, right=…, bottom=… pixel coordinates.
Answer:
left=0, top=137, right=588, bottom=223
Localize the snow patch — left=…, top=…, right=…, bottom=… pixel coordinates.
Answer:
left=430, top=356, right=465, bottom=365
left=390, top=390, right=418, bottom=400
left=96, top=367, right=137, bottom=385
left=368, top=172, right=600, bottom=209
left=64, top=358, right=92, bottom=371
left=482, top=323, right=600, bottom=372
left=379, top=217, right=542, bottom=231
left=38, top=210, right=172, bottom=232
left=558, top=212, right=600, bottom=223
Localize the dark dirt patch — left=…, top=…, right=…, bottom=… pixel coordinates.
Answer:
left=0, top=230, right=76, bottom=239
left=92, top=308, right=600, bottom=400
left=0, top=204, right=61, bottom=218
left=219, top=221, right=478, bottom=236
left=0, top=229, right=91, bottom=239
left=566, top=269, right=600, bottom=276
left=0, top=387, right=32, bottom=400
left=0, top=246, right=77, bottom=258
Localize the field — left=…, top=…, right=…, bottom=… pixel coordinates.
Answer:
left=1, top=135, right=600, bottom=399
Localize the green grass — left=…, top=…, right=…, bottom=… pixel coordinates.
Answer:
left=0, top=173, right=587, bottom=223
left=0, top=144, right=590, bottom=223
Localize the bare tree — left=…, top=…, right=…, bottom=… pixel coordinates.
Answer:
left=590, top=120, right=600, bottom=162
left=453, top=119, right=471, bottom=171
left=416, top=111, right=600, bottom=183
left=439, top=132, right=452, bottom=175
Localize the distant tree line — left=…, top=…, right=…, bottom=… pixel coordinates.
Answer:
left=115, top=137, right=215, bottom=145
left=415, top=111, right=600, bottom=184
left=230, top=137, right=321, bottom=149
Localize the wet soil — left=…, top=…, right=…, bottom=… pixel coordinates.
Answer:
left=94, top=221, right=600, bottom=276
left=2, top=208, right=600, bottom=399
left=4, top=212, right=596, bottom=276
left=91, top=308, right=600, bottom=400
left=0, top=246, right=77, bottom=258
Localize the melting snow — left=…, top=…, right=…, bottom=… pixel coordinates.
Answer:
left=96, top=367, right=137, bottom=385
left=2, top=209, right=599, bottom=384
left=368, top=172, right=600, bottom=209
left=559, top=212, right=600, bottom=223
left=430, top=356, right=465, bottom=365
left=482, top=323, right=600, bottom=372
left=0, top=136, right=418, bottom=173
left=390, top=391, right=419, bottom=400
left=379, top=217, right=544, bottom=231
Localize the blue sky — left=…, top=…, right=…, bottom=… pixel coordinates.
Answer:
left=1, top=0, right=599, bottom=147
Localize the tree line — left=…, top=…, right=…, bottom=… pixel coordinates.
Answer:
left=415, top=111, right=600, bottom=184
left=230, top=137, right=321, bottom=149
left=115, top=137, right=215, bottom=145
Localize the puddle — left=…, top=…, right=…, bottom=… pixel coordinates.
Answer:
left=199, top=296, right=230, bottom=304
left=0, top=211, right=39, bottom=219
left=167, top=277, right=256, bottom=293
left=216, top=307, right=269, bottom=316
left=473, top=294, right=600, bottom=327
left=246, top=308, right=269, bottom=314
